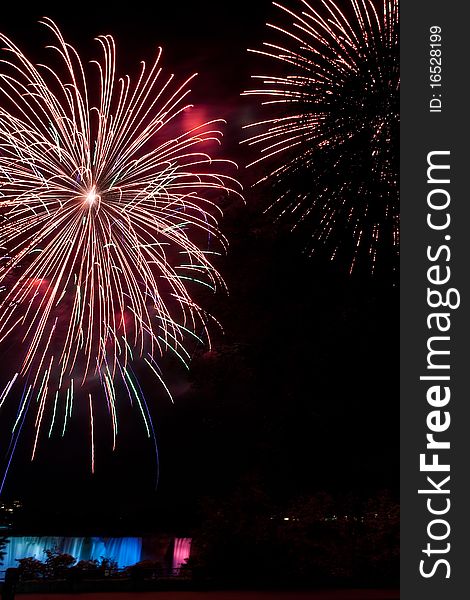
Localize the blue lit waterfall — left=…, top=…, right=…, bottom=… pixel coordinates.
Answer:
left=1, top=536, right=142, bottom=573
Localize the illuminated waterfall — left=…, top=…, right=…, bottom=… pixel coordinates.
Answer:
left=172, top=537, right=192, bottom=571
left=0, top=537, right=142, bottom=574
left=0, top=535, right=192, bottom=579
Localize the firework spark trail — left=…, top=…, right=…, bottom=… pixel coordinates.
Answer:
left=0, top=19, right=240, bottom=488
left=243, top=0, right=399, bottom=274
left=89, top=393, right=94, bottom=474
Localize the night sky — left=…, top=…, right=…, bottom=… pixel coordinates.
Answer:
left=0, top=1, right=398, bottom=534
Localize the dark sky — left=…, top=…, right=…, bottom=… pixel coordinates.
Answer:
left=0, top=1, right=398, bottom=534
left=0, top=2, right=272, bottom=101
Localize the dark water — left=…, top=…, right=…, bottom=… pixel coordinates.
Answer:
left=16, top=590, right=399, bottom=600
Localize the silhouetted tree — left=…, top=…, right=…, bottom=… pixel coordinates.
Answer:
left=193, top=486, right=399, bottom=586
left=0, top=536, right=9, bottom=565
